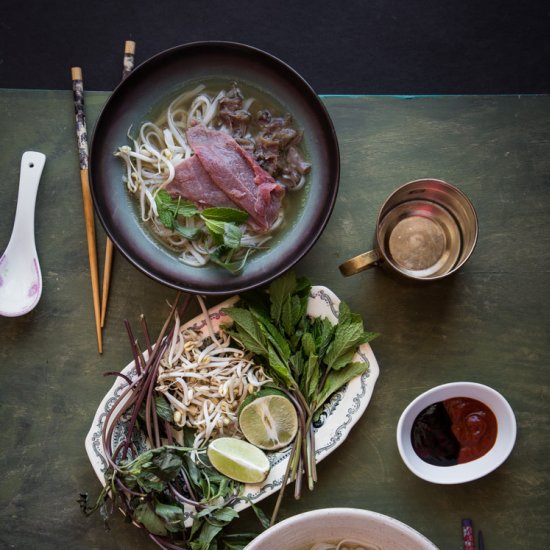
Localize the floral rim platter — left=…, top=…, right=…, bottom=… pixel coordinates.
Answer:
left=84, top=286, right=379, bottom=525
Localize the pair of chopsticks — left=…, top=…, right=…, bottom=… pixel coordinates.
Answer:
left=462, top=519, right=485, bottom=550
left=71, top=40, right=136, bottom=354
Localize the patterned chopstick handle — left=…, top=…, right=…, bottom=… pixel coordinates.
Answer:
left=71, top=67, right=88, bottom=170
left=122, top=41, right=136, bottom=80
left=462, top=519, right=475, bottom=549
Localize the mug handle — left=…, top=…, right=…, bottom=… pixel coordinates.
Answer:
left=339, top=249, right=382, bottom=276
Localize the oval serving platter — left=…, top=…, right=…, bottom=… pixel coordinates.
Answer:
left=89, top=42, right=340, bottom=295
left=85, top=286, right=379, bottom=526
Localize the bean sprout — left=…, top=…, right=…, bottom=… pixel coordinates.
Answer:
left=156, top=313, right=272, bottom=449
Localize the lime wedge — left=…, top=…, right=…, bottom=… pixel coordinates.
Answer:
left=207, top=437, right=270, bottom=484
left=239, top=394, right=298, bottom=451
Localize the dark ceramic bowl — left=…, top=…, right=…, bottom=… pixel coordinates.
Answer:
left=90, top=41, right=339, bottom=295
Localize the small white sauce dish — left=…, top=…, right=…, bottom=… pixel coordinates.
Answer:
left=396, top=381, right=517, bottom=484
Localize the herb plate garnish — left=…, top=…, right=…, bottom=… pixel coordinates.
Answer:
left=85, top=286, right=379, bottom=526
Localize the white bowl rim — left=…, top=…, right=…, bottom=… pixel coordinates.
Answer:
left=396, top=381, right=517, bottom=484
left=245, top=507, right=438, bottom=549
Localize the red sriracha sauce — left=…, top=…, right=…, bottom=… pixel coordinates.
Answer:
left=411, top=397, right=498, bottom=466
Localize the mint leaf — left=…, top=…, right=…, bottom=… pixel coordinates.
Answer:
left=250, top=309, right=291, bottom=361
left=155, top=190, right=198, bottom=217
left=269, top=271, right=296, bottom=323
left=267, top=342, right=296, bottom=388
left=202, top=218, right=242, bottom=249
left=315, top=360, right=370, bottom=410
left=174, top=221, right=202, bottom=240
left=158, top=207, right=175, bottom=229
left=201, top=207, right=249, bottom=224
left=323, top=301, right=371, bottom=371
left=222, top=223, right=242, bottom=249
left=223, top=308, right=268, bottom=356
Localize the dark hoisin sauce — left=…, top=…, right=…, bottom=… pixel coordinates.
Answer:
left=411, top=397, right=498, bottom=466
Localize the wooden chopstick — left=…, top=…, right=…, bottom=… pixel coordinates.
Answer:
left=99, top=40, right=136, bottom=328
left=71, top=67, right=103, bottom=354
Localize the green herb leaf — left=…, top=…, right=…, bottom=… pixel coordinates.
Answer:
left=250, top=309, right=291, bottom=361
left=315, top=360, right=370, bottom=410
left=212, top=507, right=240, bottom=522
left=304, top=354, right=321, bottom=401
left=221, top=222, right=242, bottom=249
left=155, top=501, right=185, bottom=532
left=301, top=331, right=316, bottom=356
left=190, top=521, right=224, bottom=550
left=323, top=301, right=371, bottom=371
left=289, top=351, right=304, bottom=379
left=223, top=307, right=268, bottom=357
left=267, top=342, right=296, bottom=388
left=201, top=207, right=249, bottom=224
left=221, top=533, right=258, bottom=550
left=155, top=395, right=173, bottom=423
left=269, top=271, right=297, bottom=323
left=134, top=501, right=168, bottom=536
left=158, top=207, right=175, bottom=229
left=174, top=221, right=202, bottom=240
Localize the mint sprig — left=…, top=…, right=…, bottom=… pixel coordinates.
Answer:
left=154, top=190, right=251, bottom=273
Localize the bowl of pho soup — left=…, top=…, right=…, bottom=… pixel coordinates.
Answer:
left=244, top=508, right=437, bottom=550
left=90, top=41, right=339, bottom=295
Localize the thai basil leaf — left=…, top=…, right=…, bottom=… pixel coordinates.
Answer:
left=190, top=521, right=224, bottom=550
left=221, top=533, right=258, bottom=550
left=154, top=502, right=185, bottom=532
left=134, top=502, right=167, bottom=536
left=212, top=507, right=240, bottom=522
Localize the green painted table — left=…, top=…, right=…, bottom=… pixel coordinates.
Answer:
left=1, top=91, right=549, bottom=549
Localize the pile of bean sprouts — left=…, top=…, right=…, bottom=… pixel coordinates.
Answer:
left=309, top=541, right=381, bottom=550
left=156, top=299, right=272, bottom=449
left=114, top=84, right=285, bottom=268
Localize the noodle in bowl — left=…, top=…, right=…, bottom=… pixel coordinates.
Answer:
left=244, top=508, right=438, bottom=550
left=90, top=42, right=340, bottom=295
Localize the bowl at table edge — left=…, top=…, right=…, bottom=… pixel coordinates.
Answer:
left=396, top=381, right=516, bottom=484
left=244, top=508, right=437, bottom=549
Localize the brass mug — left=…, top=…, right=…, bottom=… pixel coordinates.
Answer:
left=339, top=179, right=478, bottom=280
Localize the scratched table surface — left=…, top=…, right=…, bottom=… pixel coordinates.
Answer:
left=1, top=90, right=549, bottom=549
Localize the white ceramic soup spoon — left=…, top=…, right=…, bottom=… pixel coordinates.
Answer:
left=0, top=151, right=46, bottom=317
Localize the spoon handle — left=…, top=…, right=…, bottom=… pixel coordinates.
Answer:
left=11, top=152, right=46, bottom=245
